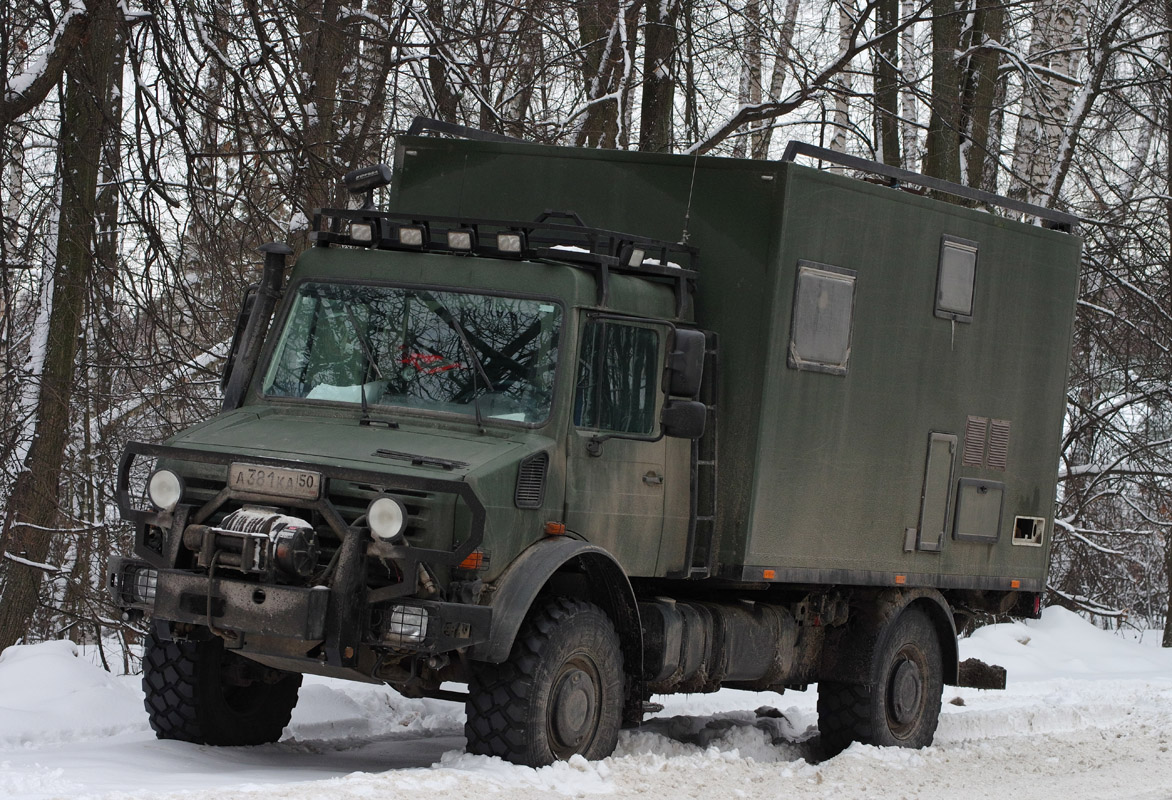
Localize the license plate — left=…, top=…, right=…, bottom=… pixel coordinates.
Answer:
left=228, top=463, right=323, bottom=500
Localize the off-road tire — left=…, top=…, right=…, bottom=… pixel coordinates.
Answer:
left=817, top=608, right=943, bottom=755
left=142, top=632, right=302, bottom=746
left=464, top=597, right=624, bottom=766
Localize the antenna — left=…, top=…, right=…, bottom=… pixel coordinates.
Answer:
left=680, top=154, right=700, bottom=245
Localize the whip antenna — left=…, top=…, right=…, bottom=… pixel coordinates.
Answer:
left=680, top=153, right=700, bottom=245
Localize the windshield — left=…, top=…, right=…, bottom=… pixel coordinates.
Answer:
left=263, top=282, right=562, bottom=424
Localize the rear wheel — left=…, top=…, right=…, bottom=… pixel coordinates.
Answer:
left=464, top=597, right=624, bottom=766
left=818, top=607, right=943, bottom=754
left=142, top=631, right=302, bottom=746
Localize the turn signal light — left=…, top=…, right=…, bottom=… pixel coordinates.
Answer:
left=544, top=521, right=566, bottom=536
left=459, top=548, right=487, bottom=571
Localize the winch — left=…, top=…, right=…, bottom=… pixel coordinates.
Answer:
left=181, top=506, right=320, bottom=580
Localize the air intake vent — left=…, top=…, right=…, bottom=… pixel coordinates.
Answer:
left=515, top=452, right=549, bottom=509
left=963, top=416, right=988, bottom=467
left=987, top=419, right=1010, bottom=471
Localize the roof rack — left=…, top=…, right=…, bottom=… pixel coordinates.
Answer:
left=309, top=207, right=698, bottom=317
left=781, top=141, right=1079, bottom=233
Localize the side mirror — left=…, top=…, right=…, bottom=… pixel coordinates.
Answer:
left=220, top=285, right=258, bottom=393
left=662, top=400, right=706, bottom=440
left=667, top=329, right=705, bottom=397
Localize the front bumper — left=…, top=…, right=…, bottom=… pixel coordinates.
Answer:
left=113, top=441, right=490, bottom=665
left=108, top=559, right=493, bottom=655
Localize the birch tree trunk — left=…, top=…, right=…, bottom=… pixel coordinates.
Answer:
left=828, top=0, right=854, bottom=158
left=1009, top=0, right=1082, bottom=202
left=751, top=0, right=799, bottom=159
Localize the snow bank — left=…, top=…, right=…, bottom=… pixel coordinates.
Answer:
left=0, top=640, right=146, bottom=747
left=0, top=609, right=1170, bottom=800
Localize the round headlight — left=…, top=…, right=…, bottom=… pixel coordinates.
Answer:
left=368, top=497, right=407, bottom=542
left=147, top=469, right=183, bottom=511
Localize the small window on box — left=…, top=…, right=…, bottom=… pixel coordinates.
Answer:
left=1012, top=516, right=1045, bottom=547
left=788, top=261, right=857, bottom=376
left=935, top=235, right=978, bottom=323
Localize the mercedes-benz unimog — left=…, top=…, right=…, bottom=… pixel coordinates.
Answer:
left=110, top=124, right=1081, bottom=766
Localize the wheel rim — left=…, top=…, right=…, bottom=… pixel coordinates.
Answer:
left=885, top=645, right=926, bottom=738
left=548, top=654, right=603, bottom=758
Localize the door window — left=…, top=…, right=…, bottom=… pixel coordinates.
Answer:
left=574, top=321, right=660, bottom=435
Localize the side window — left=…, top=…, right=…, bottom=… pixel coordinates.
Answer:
left=787, top=261, right=857, bottom=376
left=935, top=235, right=978, bottom=322
left=574, top=321, right=660, bottom=435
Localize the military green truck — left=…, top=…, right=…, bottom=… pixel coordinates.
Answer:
left=109, top=124, right=1081, bottom=766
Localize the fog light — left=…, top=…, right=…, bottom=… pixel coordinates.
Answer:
left=368, top=497, right=407, bottom=542
left=132, top=566, right=158, bottom=603
left=147, top=469, right=183, bottom=511
left=384, top=605, right=429, bottom=645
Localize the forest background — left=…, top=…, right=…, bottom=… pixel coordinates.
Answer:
left=0, top=0, right=1169, bottom=662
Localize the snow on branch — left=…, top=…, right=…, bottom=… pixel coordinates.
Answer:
left=1, top=0, right=92, bottom=124
left=3, top=552, right=61, bottom=574
left=1047, top=587, right=1128, bottom=619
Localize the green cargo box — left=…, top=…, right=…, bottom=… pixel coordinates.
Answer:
left=389, top=138, right=1081, bottom=594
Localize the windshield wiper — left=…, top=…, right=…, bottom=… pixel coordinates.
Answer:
left=413, top=292, right=494, bottom=433
left=341, top=304, right=397, bottom=429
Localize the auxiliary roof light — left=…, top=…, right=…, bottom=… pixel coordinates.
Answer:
left=350, top=221, right=374, bottom=244
left=496, top=231, right=526, bottom=254
left=447, top=228, right=476, bottom=251
left=627, top=246, right=646, bottom=267
left=398, top=224, right=426, bottom=248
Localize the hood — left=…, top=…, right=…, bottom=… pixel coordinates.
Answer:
left=169, top=407, right=526, bottom=479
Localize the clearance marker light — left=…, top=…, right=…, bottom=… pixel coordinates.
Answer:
left=763, top=569, right=776, bottom=580
left=544, top=521, right=567, bottom=536
left=894, top=574, right=907, bottom=585
left=1011, top=579, right=1021, bottom=589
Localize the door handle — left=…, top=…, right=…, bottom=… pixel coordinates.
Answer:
left=642, top=472, right=664, bottom=486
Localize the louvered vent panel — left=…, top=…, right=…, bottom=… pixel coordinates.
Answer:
left=987, top=419, right=1011, bottom=471
left=962, top=416, right=988, bottom=467
left=514, top=452, right=549, bottom=509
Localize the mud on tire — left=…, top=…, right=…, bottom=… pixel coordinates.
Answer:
left=464, top=597, right=624, bottom=767
left=142, top=631, right=302, bottom=746
left=817, top=607, right=943, bottom=755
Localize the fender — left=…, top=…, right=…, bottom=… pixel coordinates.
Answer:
left=820, top=588, right=959, bottom=686
left=468, top=537, right=642, bottom=679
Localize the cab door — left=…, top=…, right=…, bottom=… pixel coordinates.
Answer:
left=565, top=318, right=670, bottom=576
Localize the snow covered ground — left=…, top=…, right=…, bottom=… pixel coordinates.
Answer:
left=1, top=607, right=1170, bottom=800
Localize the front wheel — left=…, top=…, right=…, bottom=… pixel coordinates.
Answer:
left=817, top=607, right=943, bottom=754
left=142, top=631, right=302, bottom=746
left=464, top=597, right=624, bottom=766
